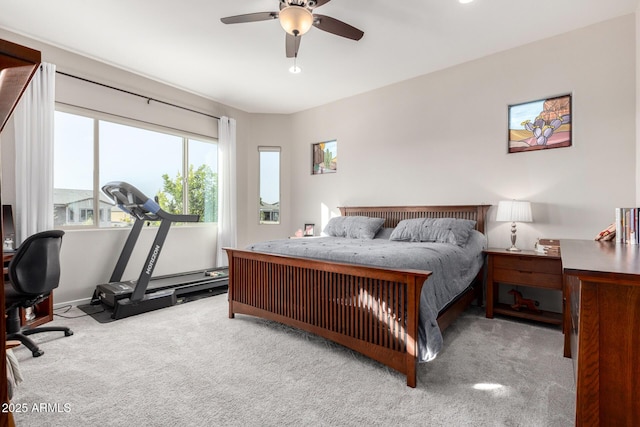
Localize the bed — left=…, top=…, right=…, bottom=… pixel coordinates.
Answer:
left=224, top=205, right=490, bottom=387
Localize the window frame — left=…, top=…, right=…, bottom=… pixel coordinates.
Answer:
left=54, top=103, right=218, bottom=229
left=258, top=146, right=281, bottom=225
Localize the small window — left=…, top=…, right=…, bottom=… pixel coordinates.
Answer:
left=259, top=146, right=281, bottom=225
left=80, top=208, right=94, bottom=223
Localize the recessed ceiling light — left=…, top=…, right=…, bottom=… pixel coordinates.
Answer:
left=289, top=65, right=302, bottom=74
left=459, top=0, right=474, bottom=3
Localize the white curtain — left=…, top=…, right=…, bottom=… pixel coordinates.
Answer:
left=13, top=62, right=56, bottom=244
left=216, top=116, right=237, bottom=266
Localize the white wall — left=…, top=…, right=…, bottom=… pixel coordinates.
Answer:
left=287, top=15, right=636, bottom=251
left=242, top=114, right=293, bottom=244
left=56, top=225, right=218, bottom=305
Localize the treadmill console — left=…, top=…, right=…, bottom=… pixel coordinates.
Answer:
left=102, top=181, right=161, bottom=221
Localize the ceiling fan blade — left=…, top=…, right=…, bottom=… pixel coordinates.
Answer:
left=286, top=33, right=302, bottom=58
left=220, top=12, right=278, bottom=24
left=312, top=14, right=364, bottom=41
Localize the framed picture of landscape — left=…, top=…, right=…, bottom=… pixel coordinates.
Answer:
left=508, top=94, right=572, bottom=153
left=312, top=140, right=337, bottom=174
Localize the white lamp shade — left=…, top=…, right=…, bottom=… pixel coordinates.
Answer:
left=279, top=6, right=313, bottom=36
left=496, top=200, right=533, bottom=223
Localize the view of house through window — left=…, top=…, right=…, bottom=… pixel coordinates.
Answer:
left=53, top=109, right=218, bottom=227
left=259, top=146, right=280, bottom=224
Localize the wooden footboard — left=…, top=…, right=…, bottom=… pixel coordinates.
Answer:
left=225, top=248, right=431, bottom=387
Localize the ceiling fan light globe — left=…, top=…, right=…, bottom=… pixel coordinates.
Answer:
left=279, top=6, right=313, bottom=36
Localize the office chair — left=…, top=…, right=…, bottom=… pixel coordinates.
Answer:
left=4, top=230, right=73, bottom=357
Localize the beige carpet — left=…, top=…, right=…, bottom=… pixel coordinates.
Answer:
left=9, top=295, right=575, bottom=426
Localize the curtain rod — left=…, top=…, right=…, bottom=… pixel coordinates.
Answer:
left=56, top=71, right=220, bottom=120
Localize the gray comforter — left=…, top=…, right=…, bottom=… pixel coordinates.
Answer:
left=246, top=229, right=487, bottom=362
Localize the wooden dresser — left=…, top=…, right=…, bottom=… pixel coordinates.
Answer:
left=0, top=39, right=42, bottom=427
left=561, top=239, right=640, bottom=426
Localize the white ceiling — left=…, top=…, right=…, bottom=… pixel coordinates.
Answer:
left=0, top=0, right=638, bottom=114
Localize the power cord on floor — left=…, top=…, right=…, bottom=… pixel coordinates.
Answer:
left=53, top=304, right=105, bottom=318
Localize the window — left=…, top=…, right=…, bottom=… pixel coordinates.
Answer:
left=53, top=110, right=93, bottom=227
left=79, top=208, right=94, bottom=223
left=258, top=146, right=280, bottom=225
left=53, top=108, right=218, bottom=228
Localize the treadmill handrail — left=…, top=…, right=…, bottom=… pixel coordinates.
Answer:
left=102, top=181, right=200, bottom=223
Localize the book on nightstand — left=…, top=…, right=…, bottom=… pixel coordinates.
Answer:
left=614, top=207, right=640, bottom=244
left=535, top=238, right=561, bottom=255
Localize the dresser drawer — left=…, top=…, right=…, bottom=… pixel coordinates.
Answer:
left=493, top=268, right=562, bottom=289
left=493, top=255, right=561, bottom=275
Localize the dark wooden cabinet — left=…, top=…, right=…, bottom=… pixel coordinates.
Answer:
left=0, top=39, right=41, bottom=427
left=485, top=248, right=563, bottom=327
left=20, top=298, right=54, bottom=329
left=562, top=239, right=640, bottom=426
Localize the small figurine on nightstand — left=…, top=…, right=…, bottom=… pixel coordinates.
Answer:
left=3, top=237, right=13, bottom=251
left=508, top=289, right=541, bottom=313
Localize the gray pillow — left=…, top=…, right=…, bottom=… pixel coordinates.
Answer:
left=388, top=218, right=425, bottom=242
left=323, top=216, right=348, bottom=237
left=390, top=218, right=477, bottom=246
left=323, top=216, right=385, bottom=239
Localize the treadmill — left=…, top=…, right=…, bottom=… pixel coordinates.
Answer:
left=92, top=181, right=228, bottom=320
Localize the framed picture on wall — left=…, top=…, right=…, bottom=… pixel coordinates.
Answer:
left=304, top=224, right=315, bottom=236
left=508, top=94, right=572, bottom=153
left=312, top=140, right=337, bottom=174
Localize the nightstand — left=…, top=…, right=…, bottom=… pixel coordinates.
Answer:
left=484, top=248, right=563, bottom=327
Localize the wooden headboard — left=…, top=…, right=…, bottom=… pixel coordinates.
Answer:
left=338, top=205, right=491, bottom=234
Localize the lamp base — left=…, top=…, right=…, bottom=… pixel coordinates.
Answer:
left=507, top=222, right=522, bottom=252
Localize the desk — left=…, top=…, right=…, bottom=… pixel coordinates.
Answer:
left=562, top=239, right=640, bottom=426
left=3, top=251, right=53, bottom=329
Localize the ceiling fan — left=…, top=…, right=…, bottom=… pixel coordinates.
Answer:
left=220, top=0, right=364, bottom=58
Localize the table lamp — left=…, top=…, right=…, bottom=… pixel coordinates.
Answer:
left=496, top=200, right=533, bottom=252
